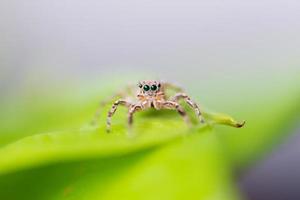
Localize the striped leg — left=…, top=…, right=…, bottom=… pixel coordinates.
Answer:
left=91, top=100, right=112, bottom=126
left=128, top=105, right=142, bottom=128
left=106, top=99, right=131, bottom=132
left=171, top=93, right=205, bottom=123
left=91, top=84, right=135, bottom=126
left=162, top=101, right=191, bottom=125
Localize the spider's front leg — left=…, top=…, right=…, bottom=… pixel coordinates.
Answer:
left=106, top=99, right=131, bottom=132
left=91, top=84, right=136, bottom=126
left=162, top=101, right=191, bottom=125
left=128, top=104, right=142, bottom=128
left=171, top=93, right=205, bottom=123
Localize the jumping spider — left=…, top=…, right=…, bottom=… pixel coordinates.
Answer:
left=93, top=80, right=205, bottom=132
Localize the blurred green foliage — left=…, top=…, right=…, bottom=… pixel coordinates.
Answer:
left=0, top=73, right=299, bottom=200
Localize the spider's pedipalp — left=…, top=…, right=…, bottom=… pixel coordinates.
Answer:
left=171, top=93, right=205, bottom=123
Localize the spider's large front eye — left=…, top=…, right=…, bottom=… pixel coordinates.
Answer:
left=151, top=85, right=157, bottom=91
left=143, top=85, right=150, bottom=91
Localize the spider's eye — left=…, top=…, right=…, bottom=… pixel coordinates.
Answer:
left=138, top=83, right=142, bottom=88
left=143, top=85, right=150, bottom=91
left=151, top=85, right=157, bottom=91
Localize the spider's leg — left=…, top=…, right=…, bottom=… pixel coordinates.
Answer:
left=170, top=93, right=205, bottom=123
left=162, top=101, right=191, bottom=125
left=128, top=104, right=142, bottom=128
left=106, top=99, right=131, bottom=132
left=91, top=84, right=136, bottom=126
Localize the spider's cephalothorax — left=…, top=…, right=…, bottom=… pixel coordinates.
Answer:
left=138, top=80, right=161, bottom=97
left=92, top=80, right=205, bottom=132
left=137, top=80, right=165, bottom=109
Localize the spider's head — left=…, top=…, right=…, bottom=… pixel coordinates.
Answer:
left=138, top=80, right=161, bottom=96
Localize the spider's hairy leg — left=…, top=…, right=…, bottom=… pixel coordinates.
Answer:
left=91, top=84, right=136, bottom=126
left=171, top=93, right=205, bottom=123
left=128, top=104, right=142, bottom=129
left=162, top=101, right=191, bottom=125
left=106, top=99, right=131, bottom=132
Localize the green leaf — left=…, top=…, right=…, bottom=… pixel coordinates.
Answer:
left=0, top=113, right=241, bottom=200
left=0, top=72, right=298, bottom=200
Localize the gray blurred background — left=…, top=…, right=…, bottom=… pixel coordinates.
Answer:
left=1, top=0, right=299, bottom=96
left=0, top=0, right=299, bottom=199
